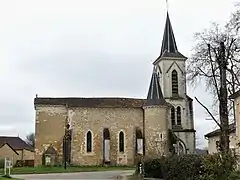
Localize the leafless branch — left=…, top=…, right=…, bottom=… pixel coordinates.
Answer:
left=195, top=97, right=221, bottom=128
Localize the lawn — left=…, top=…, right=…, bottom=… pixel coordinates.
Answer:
left=0, top=166, right=134, bottom=175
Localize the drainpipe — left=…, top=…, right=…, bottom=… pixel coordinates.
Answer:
left=142, top=109, right=146, bottom=179
left=143, top=109, right=145, bottom=156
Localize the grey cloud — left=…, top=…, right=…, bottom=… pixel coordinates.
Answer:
left=17, top=52, right=154, bottom=98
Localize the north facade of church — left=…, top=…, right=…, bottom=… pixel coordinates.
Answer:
left=34, top=12, right=196, bottom=166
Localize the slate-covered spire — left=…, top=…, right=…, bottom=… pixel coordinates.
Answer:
left=160, top=12, right=178, bottom=56
left=156, top=12, right=186, bottom=60
left=144, top=67, right=167, bottom=106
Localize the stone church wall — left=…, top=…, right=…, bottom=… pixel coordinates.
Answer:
left=34, top=106, right=66, bottom=166
left=34, top=105, right=144, bottom=166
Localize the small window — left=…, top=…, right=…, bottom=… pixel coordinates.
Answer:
left=86, top=131, right=92, bottom=153
left=177, top=106, right=181, bottom=125
left=171, top=107, right=175, bottom=126
left=119, top=131, right=124, bottom=153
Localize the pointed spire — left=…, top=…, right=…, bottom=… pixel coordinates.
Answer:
left=157, top=12, right=186, bottom=59
left=160, top=12, right=178, bottom=55
left=144, top=67, right=167, bottom=107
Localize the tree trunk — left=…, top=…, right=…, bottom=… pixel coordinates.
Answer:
left=219, top=42, right=230, bottom=152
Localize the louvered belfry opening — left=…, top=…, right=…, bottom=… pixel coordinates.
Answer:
left=171, top=70, right=178, bottom=97
left=177, top=106, right=181, bottom=125
left=103, top=128, right=110, bottom=164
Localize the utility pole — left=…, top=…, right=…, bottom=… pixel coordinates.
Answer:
left=218, top=42, right=230, bottom=152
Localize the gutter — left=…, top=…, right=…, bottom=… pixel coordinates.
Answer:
left=143, top=109, right=145, bottom=156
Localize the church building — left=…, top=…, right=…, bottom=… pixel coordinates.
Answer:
left=34, top=12, right=196, bottom=166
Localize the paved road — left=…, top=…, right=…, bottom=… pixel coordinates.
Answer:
left=12, top=170, right=134, bottom=180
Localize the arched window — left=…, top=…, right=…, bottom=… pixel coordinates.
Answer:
left=119, top=131, right=124, bottom=153
left=171, top=107, right=175, bottom=126
left=86, top=131, right=92, bottom=153
left=172, top=70, right=178, bottom=97
left=177, top=106, right=181, bottom=125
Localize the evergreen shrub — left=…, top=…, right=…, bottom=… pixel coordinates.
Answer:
left=143, top=152, right=237, bottom=180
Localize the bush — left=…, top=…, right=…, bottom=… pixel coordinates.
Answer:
left=201, top=152, right=237, bottom=180
left=0, top=158, right=4, bottom=168
left=162, top=154, right=203, bottom=180
left=144, top=158, right=165, bottom=178
left=143, top=152, right=237, bottom=180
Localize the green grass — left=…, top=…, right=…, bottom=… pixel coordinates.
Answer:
left=0, top=165, right=134, bottom=175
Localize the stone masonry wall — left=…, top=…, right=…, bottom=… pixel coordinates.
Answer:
left=34, top=105, right=66, bottom=166
left=144, top=106, right=169, bottom=158
left=34, top=105, right=144, bottom=166
left=71, top=107, right=143, bottom=166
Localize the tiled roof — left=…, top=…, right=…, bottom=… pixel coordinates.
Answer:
left=204, top=123, right=235, bottom=138
left=144, top=67, right=168, bottom=107
left=0, top=136, right=34, bottom=151
left=229, top=90, right=240, bottom=99
left=34, top=97, right=146, bottom=108
left=0, top=143, right=19, bottom=155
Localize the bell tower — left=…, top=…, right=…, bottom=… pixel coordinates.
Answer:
left=152, top=12, right=196, bottom=154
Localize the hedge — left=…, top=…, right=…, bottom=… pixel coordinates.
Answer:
left=143, top=152, right=237, bottom=180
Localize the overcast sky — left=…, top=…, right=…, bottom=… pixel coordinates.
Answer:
left=0, top=0, right=237, bottom=148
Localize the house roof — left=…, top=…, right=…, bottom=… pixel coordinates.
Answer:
left=229, top=90, right=240, bottom=99
left=0, top=142, right=19, bottom=155
left=204, top=123, right=235, bottom=138
left=34, top=97, right=145, bottom=108
left=0, top=136, right=34, bottom=152
left=144, top=67, right=168, bottom=107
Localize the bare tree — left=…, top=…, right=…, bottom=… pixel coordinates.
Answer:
left=187, top=21, right=240, bottom=124
left=228, top=2, right=240, bottom=32
left=26, top=133, right=35, bottom=148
